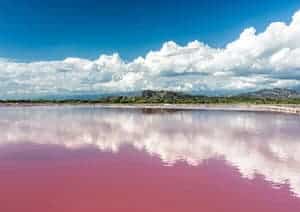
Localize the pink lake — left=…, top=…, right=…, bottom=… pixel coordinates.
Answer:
left=0, top=106, right=300, bottom=212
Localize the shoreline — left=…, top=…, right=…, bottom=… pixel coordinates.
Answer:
left=0, top=103, right=300, bottom=115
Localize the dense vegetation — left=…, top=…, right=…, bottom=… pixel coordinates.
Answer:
left=1, top=90, right=300, bottom=105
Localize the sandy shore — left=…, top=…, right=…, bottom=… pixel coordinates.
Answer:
left=0, top=103, right=300, bottom=115
left=95, top=104, right=300, bottom=115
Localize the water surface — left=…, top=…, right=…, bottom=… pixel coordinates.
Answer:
left=0, top=106, right=300, bottom=212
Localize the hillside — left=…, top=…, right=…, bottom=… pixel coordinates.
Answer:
left=238, top=88, right=300, bottom=99
left=1, top=88, right=300, bottom=105
left=98, top=88, right=300, bottom=104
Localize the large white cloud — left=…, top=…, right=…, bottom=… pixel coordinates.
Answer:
left=1, top=10, right=300, bottom=98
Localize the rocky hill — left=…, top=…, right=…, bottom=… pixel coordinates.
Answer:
left=142, top=90, right=191, bottom=99
left=238, top=88, right=300, bottom=99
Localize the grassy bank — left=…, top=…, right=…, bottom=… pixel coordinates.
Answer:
left=1, top=96, right=300, bottom=105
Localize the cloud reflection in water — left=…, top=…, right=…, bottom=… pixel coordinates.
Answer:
left=0, top=106, right=300, bottom=196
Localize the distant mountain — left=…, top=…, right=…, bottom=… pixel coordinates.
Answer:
left=238, top=88, right=300, bottom=99
left=141, top=88, right=300, bottom=100
left=3, top=88, right=300, bottom=104
left=141, top=90, right=192, bottom=99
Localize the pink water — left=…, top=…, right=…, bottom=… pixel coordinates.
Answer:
left=0, top=107, right=300, bottom=212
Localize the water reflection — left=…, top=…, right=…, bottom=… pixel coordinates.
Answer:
left=0, top=106, right=300, bottom=196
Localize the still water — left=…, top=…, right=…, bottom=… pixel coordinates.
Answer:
left=0, top=106, right=300, bottom=212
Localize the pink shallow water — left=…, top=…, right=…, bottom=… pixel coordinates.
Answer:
left=1, top=144, right=299, bottom=212
left=0, top=107, right=300, bottom=212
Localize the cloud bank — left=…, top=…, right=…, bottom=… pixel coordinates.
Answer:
left=1, top=10, right=300, bottom=98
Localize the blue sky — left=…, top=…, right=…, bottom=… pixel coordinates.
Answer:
left=0, top=0, right=300, bottom=98
left=0, top=0, right=299, bottom=61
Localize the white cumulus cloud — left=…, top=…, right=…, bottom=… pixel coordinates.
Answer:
left=1, top=10, right=300, bottom=98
